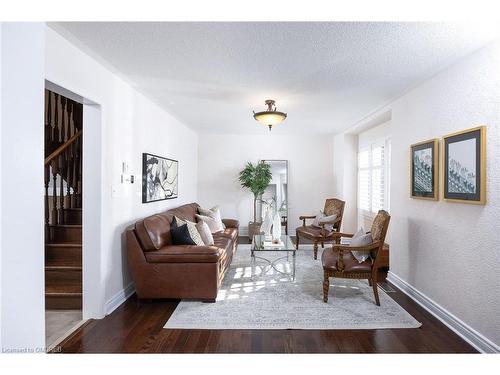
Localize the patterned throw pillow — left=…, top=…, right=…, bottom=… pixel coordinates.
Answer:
left=172, top=216, right=205, bottom=246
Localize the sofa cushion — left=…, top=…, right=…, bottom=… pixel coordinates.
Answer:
left=145, top=245, right=224, bottom=263
left=214, top=227, right=238, bottom=241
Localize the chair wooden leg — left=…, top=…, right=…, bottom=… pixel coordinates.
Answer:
left=321, top=241, right=324, bottom=248
left=371, top=277, right=380, bottom=306
left=313, top=242, right=318, bottom=260
left=323, top=272, right=330, bottom=302
left=295, top=233, right=299, bottom=250
left=368, top=278, right=372, bottom=286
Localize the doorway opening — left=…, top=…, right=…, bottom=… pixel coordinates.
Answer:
left=44, top=88, right=84, bottom=348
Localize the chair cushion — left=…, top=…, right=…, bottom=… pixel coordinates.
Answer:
left=321, top=247, right=372, bottom=273
left=296, top=225, right=334, bottom=239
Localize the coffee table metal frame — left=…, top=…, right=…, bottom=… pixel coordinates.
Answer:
left=250, top=234, right=296, bottom=280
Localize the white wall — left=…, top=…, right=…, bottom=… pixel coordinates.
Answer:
left=332, top=133, right=358, bottom=233
left=358, top=121, right=391, bottom=148
left=1, top=23, right=45, bottom=351
left=198, top=135, right=334, bottom=234
left=336, top=41, right=500, bottom=350
left=388, top=41, right=500, bottom=349
left=44, top=27, right=199, bottom=315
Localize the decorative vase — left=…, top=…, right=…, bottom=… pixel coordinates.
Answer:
left=272, top=211, right=281, bottom=241
left=261, top=207, right=273, bottom=238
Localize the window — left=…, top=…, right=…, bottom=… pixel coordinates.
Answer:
left=358, top=138, right=391, bottom=225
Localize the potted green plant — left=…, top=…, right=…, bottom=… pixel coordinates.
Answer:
left=238, top=161, right=272, bottom=239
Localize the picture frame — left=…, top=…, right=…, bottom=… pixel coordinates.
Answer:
left=410, top=138, right=439, bottom=200
left=142, top=153, right=178, bottom=203
left=442, top=126, right=486, bottom=205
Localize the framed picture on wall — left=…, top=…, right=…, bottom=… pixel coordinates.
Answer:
left=410, top=138, right=439, bottom=200
left=442, top=126, right=486, bottom=204
left=142, top=153, right=178, bottom=203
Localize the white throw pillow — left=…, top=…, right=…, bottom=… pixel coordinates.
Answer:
left=350, top=227, right=373, bottom=263
left=174, top=216, right=205, bottom=246
left=311, top=210, right=325, bottom=228
left=196, top=220, right=214, bottom=246
left=196, top=214, right=224, bottom=233
left=198, top=206, right=225, bottom=231
left=319, top=214, right=337, bottom=231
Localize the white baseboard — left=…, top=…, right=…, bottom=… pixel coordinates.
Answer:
left=239, top=226, right=249, bottom=236
left=387, top=271, right=500, bottom=353
left=105, top=282, right=135, bottom=315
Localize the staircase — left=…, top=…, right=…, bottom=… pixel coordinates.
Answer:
left=44, top=90, right=83, bottom=310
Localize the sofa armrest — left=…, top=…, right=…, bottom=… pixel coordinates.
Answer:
left=222, top=218, right=239, bottom=229
left=145, top=245, right=224, bottom=263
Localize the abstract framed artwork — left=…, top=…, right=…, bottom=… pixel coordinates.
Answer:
left=410, top=138, right=439, bottom=200
left=442, top=126, right=486, bottom=205
left=142, top=153, right=178, bottom=203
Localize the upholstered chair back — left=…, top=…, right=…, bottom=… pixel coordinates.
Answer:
left=323, top=198, right=345, bottom=230
left=370, top=210, right=391, bottom=243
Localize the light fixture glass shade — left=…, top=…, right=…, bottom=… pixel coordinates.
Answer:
left=253, top=111, right=287, bottom=126
left=253, top=99, right=287, bottom=131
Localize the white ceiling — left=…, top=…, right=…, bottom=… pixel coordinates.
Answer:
left=51, top=22, right=497, bottom=134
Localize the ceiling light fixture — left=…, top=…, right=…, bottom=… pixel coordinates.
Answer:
left=253, top=99, right=287, bottom=131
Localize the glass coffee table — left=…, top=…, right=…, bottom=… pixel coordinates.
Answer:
left=251, top=234, right=296, bottom=280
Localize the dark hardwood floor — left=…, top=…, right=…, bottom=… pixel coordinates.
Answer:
left=56, top=237, right=477, bottom=354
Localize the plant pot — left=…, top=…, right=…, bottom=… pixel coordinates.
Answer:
left=248, top=221, right=262, bottom=243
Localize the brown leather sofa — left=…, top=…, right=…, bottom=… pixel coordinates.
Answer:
left=126, top=203, right=239, bottom=302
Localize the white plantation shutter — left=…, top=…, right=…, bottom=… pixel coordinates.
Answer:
left=358, top=139, right=390, bottom=222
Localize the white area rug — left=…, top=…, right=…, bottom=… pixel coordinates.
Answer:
left=164, top=245, right=421, bottom=330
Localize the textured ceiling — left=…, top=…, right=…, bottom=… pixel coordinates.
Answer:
left=51, top=22, right=497, bottom=134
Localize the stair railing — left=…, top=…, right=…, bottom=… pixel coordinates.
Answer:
left=44, top=130, right=82, bottom=226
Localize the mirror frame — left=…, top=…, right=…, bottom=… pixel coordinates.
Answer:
left=261, top=159, right=288, bottom=232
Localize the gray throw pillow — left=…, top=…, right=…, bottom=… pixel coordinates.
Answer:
left=196, top=220, right=214, bottom=246
left=350, top=227, right=373, bottom=263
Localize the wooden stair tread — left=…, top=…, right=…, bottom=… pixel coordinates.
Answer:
left=46, top=266, right=82, bottom=271
left=46, top=285, right=82, bottom=294
left=46, top=243, right=82, bottom=247
left=48, top=224, right=82, bottom=228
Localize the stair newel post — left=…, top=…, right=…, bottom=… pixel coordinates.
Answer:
left=66, top=146, right=72, bottom=209
left=44, top=163, right=50, bottom=226
left=55, top=93, right=61, bottom=142
left=49, top=91, right=55, bottom=142
left=77, top=135, right=82, bottom=208
left=51, top=159, right=58, bottom=226
left=68, top=101, right=74, bottom=138
left=59, top=153, right=65, bottom=224
left=62, top=97, right=67, bottom=143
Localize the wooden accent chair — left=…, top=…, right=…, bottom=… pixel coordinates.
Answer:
left=321, top=210, right=391, bottom=306
left=295, top=198, right=345, bottom=260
